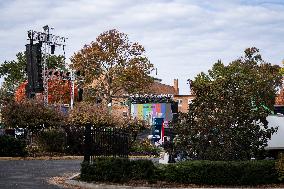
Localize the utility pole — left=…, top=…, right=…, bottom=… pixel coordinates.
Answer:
left=42, top=26, right=49, bottom=105
left=70, top=70, right=75, bottom=109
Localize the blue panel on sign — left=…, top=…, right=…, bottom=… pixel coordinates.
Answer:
left=153, top=118, right=164, bottom=126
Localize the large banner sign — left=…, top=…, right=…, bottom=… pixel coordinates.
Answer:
left=130, top=103, right=172, bottom=124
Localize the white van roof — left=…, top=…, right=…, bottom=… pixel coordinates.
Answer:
left=266, top=115, right=284, bottom=150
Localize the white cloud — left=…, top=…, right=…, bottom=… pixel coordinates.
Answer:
left=0, top=0, right=284, bottom=94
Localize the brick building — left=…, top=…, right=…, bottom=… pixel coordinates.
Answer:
left=276, top=88, right=284, bottom=105
left=174, top=94, right=195, bottom=112
left=147, top=78, right=195, bottom=113
left=111, top=78, right=194, bottom=116
left=112, top=77, right=284, bottom=115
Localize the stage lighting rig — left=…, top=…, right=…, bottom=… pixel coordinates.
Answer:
left=26, top=25, right=68, bottom=106
left=27, top=29, right=67, bottom=47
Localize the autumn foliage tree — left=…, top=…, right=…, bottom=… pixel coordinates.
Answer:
left=175, top=47, right=282, bottom=161
left=70, top=29, right=154, bottom=104
left=276, top=60, right=284, bottom=105
left=2, top=99, right=65, bottom=133
left=68, top=102, right=146, bottom=144
left=14, top=79, right=78, bottom=104
left=47, top=79, right=78, bottom=104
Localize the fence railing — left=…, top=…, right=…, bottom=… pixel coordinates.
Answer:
left=84, top=124, right=129, bottom=163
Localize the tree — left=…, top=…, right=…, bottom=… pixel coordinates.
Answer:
left=276, top=60, right=284, bottom=105
left=70, top=29, right=154, bottom=104
left=281, top=60, right=284, bottom=75
left=175, top=47, right=282, bottom=161
left=0, top=52, right=66, bottom=103
left=68, top=102, right=116, bottom=126
left=68, top=102, right=147, bottom=145
left=14, top=79, right=78, bottom=104
left=0, top=52, right=27, bottom=102
left=1, top=99, right=65, bottom=133
left=0, top=82, right=16, bottom=105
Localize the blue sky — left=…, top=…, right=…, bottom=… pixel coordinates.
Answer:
left=0, top=0, right=284, bottom=94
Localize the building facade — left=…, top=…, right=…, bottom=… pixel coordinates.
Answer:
left=111, top=78, right=193, bottom=116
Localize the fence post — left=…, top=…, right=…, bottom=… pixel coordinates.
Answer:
left=84, top=123, right=92, bottom=162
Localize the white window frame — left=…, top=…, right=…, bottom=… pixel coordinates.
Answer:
left=177, top=99, right=182, bottom=106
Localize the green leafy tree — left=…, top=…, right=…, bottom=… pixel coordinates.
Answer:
left=281, top=60, right=284, bottom=75
left=175, top=47, right=282, bottom=161
left=0, top=52, right=27, bottom=102
left=0, top=82, right=17, bottom=105
left=70, top=29, right=154, bottom=104
left=0, top=52, right=66, bottom=103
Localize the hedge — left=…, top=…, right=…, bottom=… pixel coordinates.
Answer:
left=81, top=158, right=157, bottom=182
left=0, top=135, right=27, bottom=157
left=276, top=153, right=284, bottom=182
left=162, top=160, right=279, bottom=185
left=81, top=157, right=280, bottom=185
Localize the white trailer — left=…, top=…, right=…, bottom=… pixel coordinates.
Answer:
left=265, top=115, right=284, bottom=158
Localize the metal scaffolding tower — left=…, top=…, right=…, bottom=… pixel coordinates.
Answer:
left=26, top=25, right=69, bottom=106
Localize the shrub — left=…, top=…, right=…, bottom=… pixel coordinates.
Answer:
left=0, top=135, right=27, bottom=157
left=276, top=153, right=284, bottom=182
left=64, top=126, right=84, bottom=155
left=26, top=144, right=41, bottom=157
left=2, top=100, right=65, bottom=133
left=81, top=158, right=131, bottom=182
left=162, top=160, right=279, bottom=185
left=37, top=129, right=66, bottom=153
left=81, top=158, right=157, bottom=183
left=129, top=139, right=161, bottom=156
left=129, top=159, right=157, bottom=181
left=81, top=158, right=280, bottom=185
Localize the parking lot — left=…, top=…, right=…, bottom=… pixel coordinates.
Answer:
left=0, top=159, right=81, bottom=189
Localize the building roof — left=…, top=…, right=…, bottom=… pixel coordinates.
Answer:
left=148, top=82, right=176, bottom=95
left=174, top=94, right=196, bottom=97
left=90, top=77, right=177, bottom=96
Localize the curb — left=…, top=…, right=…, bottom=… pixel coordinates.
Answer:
left=65, top=179, right=165, bottom=189
left=0, top=156, right=156, bottom=161
left=65, top=180, right=138, bottom=189
left=64, top=174, right=284, bottom=189
left=0, top=156, right=84, bottom=160
left=65, top=173, right=138, bottom=189
left=65, top=173, right=167, bottom=189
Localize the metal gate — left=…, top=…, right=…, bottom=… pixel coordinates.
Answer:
left=84, top=124, right=129, bottom=163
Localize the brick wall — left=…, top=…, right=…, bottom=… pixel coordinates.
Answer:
left=276, top=88, right=284, bottom=105
left=173, top=95, right=195, bottom=113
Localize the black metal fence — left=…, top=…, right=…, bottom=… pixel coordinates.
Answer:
left=84, top=124, right=129, bottom=163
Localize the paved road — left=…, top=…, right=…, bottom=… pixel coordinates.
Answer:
left=0, top=159, right=81, bottom=189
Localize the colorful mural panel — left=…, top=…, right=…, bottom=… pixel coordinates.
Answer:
left=130, top=103, right=172, bottom=124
